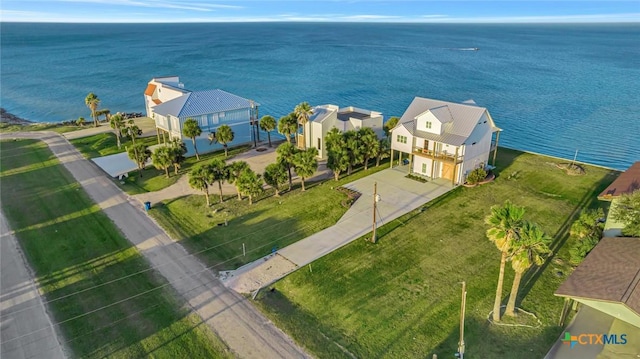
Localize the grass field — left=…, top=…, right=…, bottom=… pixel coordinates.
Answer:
left=69, top=133, right=159, bottom=159
left=149, top=162, right=390, bottom=270
left=0, top=139, right=232, bottom=358
left=252, top=148, right=618, bottom=358
left=0, top=122, right=80, bottom=133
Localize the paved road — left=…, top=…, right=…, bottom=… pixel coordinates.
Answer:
left=1, top=132, right=309, bottom=359
left=1, top=210, right=67, bottom=359
left=224, top=167, right=454, bottom=293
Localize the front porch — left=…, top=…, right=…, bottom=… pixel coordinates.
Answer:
left=412, top=146, right=463, bottom=164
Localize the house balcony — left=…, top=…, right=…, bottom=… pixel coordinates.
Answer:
left=413, top=147, right=463, bottom=164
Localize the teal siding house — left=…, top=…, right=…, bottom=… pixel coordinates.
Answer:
left=144, top=76, right=261, bottom=156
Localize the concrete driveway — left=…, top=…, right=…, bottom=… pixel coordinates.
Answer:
left=223, top=166, right=454, bottom=293
left=545, top=305, right=640, bottom=359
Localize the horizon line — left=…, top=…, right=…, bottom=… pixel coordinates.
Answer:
left=2, top=20, right=639, bottom=24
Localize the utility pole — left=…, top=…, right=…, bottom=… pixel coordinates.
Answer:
left=372, top=182, right=379, bottom=243
left=457, top=281, right=467, bottom=359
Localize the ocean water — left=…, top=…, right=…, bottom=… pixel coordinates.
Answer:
left=1, top=22, right=639, bottom=170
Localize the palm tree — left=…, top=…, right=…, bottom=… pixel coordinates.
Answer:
left=168, top=140, right=187, bottom=175
left=238, top=168, right=263, bottom=205
left=259, top=115, right=277, bottom=147
left=358, top=127, right=379, bottom=171
left=264, top=162, right=288, bottom=196
left=151, top=146, right=173, bottom=178
left=277, top=113, right=297, bottom=144
left=215, top=124, right=234, bottom=157
left=96, top=109, right=111, bottom=123
left=189, top=166, right=213, bottom=207
left=505, top=221, right=551, bottom=317
left=344, top=130, right=363, bottom=175
left=109, top=112, right=126, bottom=149
left=293, top=147, right=318, bottom=191
left=276, top=142, right=298, bottom=190
left=325, top=128, right=349, bottom=181
left=485, top=200, right=525, bottom=322
left=227, top=161, right=250, bottom=200
left=76, top=117, right=85, bottom=127
left=294, top=102, right=313, bottom=149
left=376, top=138, right=391, bottom=167
left=383, top=116, right=400, bottom=137
left=182, top=118, right=202, bottom=160
left=127, top=143, right=151, bottom=177
left=209, top=158, right=228, bottom=203
left=85, top=92, right=100, bottom=127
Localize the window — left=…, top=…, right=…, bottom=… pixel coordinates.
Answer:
left=425, top=121, right=432, bottom=129
left=422, top=163, right=427, bottom=173
left=396, top=135, right=407, bottom=144
left=317, top=138, right=321, bottom=151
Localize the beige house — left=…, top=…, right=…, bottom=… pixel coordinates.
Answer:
left=598, top=161, right=640, bottom=237
left=299, top=105, right=384, bottom=159
left=390, top=97, right=501, bottom=185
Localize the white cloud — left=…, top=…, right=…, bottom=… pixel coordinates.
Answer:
left=56, top=0, right=243, bottom=12
left=417, top=13, right=640, bottom=23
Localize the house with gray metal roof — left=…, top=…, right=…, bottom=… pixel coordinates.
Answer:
left=301, top=104, right=384, bottom=159
left=390, top=97, right=501, bottom=185
left=144, top=77, right=260, bottom=157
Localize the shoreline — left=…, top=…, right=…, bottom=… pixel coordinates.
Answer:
left=0, top=108, right=34, bottom=125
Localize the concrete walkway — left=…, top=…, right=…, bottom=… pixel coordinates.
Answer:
left=544, top=305, right=614, bottom=359
left=1, top=132, right=310, bottom=359
left=223, top=167, right=454, bottom=293
left=1, top=211, right=67, bottom=359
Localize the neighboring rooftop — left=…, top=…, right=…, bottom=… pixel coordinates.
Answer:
left=598, top=161, right=640, bottom=200
left=555, top=237, right=640, bottom=317
left=152, top=89, right=256, bottom=118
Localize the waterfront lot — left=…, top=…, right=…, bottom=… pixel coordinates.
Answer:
left=0, top=139, right=231, bottom=358
left=148, top=163, right=391, bottom=270
left=253, top=148, right=618, bottom=358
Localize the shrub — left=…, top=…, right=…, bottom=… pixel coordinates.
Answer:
left=569, top=236, right=600, bottom=264
left=466, top=167, right=487, bottom=185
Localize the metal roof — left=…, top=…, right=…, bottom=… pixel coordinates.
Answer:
left=395, top=97, right=500, bottom=146
left=309, top=105, right=337, bottom=124
left=152, top=89, right=256, bottom=118
left=598, top=161, right=640, bottom=200
left=555, top=237, right=640, bottom=317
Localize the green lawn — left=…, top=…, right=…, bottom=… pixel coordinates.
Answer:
left=149, top=162, right=390, bottom=270
left=0, top=139, right=232, bottom=358
left=0, top=122, right=80, bottom=133
left=69, top=132, right=159, bottom=159
left=252, top=148, right=618, bottom=359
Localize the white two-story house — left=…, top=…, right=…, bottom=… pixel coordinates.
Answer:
left=390, top=97, right=501, bottom=185
left=144, top=76, right=259, bottom=156
left=301, top=105, right=384, bottom=159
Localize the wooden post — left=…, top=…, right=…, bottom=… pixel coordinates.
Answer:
left=408, top=154, right=413, bottom=174
left=431, top=159, right=435, bottom=179
left=452, top=147, right=459, bottom=186
left=162, top=130, right=166, bottom=145
left=390, top=148, right=394, bottom=168
left=559, top=297, right=570, bottom=326
left=156, top=127, right=161, bottom=145
left=372, top=182, right=378, bottom=243
left=458, top=281, right=467, bottom=359
left=243, top=243, right=246, bottom=257
left=492, top=131, right=500, bottom=166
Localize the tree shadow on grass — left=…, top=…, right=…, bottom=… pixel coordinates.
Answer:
left=433, top=315, right=564, bottom=359
left=515, top=168, right=619, bottom=310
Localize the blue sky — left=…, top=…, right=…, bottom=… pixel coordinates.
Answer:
left=1, top=1, right=638, bottom=23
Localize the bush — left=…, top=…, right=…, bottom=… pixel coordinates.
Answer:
left=466, top=167, right=487, bottom=185
left=569, top=236, right=600, bottom=264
